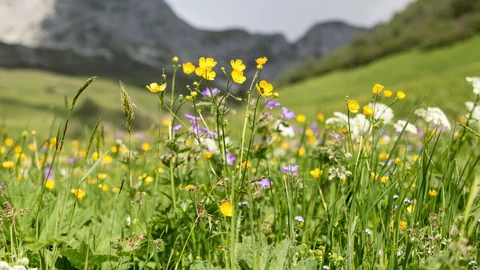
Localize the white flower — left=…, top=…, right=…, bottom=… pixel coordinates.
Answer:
left=200, top=138, right=219, bottom=154
left=0, top=262, right=11, bottom=270
left=326, top=112, right=370, bottom=138
left=466, top=102, right=480, bottom=122
left=415, top=107, right=451, bottom=130
left=295, top=216, right=304, bottom=223
left=394, top=120, right=418, bottom=134
left=466, top=77, right=480, bottom=95
left=370, top=102, right=394, bottom=124
left=274, top=120, right=295, bottom=138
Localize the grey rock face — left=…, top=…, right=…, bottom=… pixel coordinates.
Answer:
left=0, top=0, right=367, bottom=85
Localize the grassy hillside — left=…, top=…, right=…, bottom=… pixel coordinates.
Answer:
left=278, top=36, right=480, bottom=119
left=278, top=0, right=480, bottom=85
left=0, top=36, right=479, bottom=134
left=0, top=70, right=165, bottom=134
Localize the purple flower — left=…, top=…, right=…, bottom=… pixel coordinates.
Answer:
left=281, top=165, right=299, bottom=175
left=185, top=113, right=201, bottom=123
left=226, top=152, right=236, bottom=166
left=201, top=88, right=220, bottom=97
left=67, top=157, right=77, bottom=165
left=135, top=132, right=146, bottom=141
left=282, top=107, right=295, bottom=120
left=44, top=165, right=54, bottom=180
left=115, top=132, right=123, bottom=140
left=264, top=98, right=280, bottom=110
left=257, top=177, right=272, bottom=189
left=173, top=124, right=182, bottom=133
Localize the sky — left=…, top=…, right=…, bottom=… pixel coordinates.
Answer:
left=164, top=0, right=414, bottom=41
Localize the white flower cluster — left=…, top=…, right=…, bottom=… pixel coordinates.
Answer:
left=326, top=112, right=370, bottom=138
left=466, top=77, right=480, bottom=95
left=415, top=107, right=451, bottom=130
left=370, top=103, right=394, bottom=124
left=393, top=120, right=418, bottom=134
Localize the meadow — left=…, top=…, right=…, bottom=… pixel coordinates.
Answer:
left=0, top=50, right=480, bottom=269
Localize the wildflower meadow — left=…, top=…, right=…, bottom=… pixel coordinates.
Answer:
left=1, top=57, right=480, bottom=269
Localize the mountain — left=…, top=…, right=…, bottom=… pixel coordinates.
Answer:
left=0, top=0, right=366, bottom=85
left=277, top=0, right=480, bottom=86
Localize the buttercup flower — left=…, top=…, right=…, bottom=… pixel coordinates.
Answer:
left=231, top=70, right=246, bottom=84
left=363, top=105, right=374, bottom=116
left=396, top=91, right=406, bottom=100
left=220, top=201, right=233, bottom=217
left=45, top=179, right=55, bottom=189
left=256, top=80, right=273, bottom=97
left=146, top=81, right=167, bottom=93
left=310, top=168, right=323, bottom=178
left=182, top=62, right=195, bottom=75
left=195, top=57, right=217, bottom=80
left=230, top=59, right=246, bottom=72
left=348, top=100, right=360, bottom=113
left=296, top=114, right=306, bottom=123
left=372, top=84, right=384, bottom=94
left=256, top=57, right=268, bottom=66
left=428, top=189, right=438, bottom=197
left=384, top=90, right=393, bottom=98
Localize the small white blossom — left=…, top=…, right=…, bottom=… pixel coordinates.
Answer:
left=466, top=77, right=480, bottom=95
left=415, top=107, right=451, bottom=130
left=394, top=120, right=418, bottom=134
left=370, top=102, right=394, bottom=124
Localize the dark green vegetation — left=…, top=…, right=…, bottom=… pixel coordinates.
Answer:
left=278, top=0, right=480, bottom=85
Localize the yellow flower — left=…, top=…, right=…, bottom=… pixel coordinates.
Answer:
left=384, top=90, right=393, bottom=98
left=252, top=168, right=257, bottom=174
left=71, top=189, right=86, bottom=200
left=298, top=147, right=306, bottom=156
left=305, top=129, right=314, bottom=137
left=22, top=131, right=29, bottom=137
left=92, top=151, right=99, bottom=161
left=256, top=57, right=268, bottom=65
left=307, top=136, right=316, bottom=145
left=203, top=152, right=214, bottom=159
left=394, top=158, right=401, bottom=165
left=230, top=59, right=246, bottom=72
left=372, top=84, right=384, bottom=94
left=428, top=189, right=438, bottom=197
left=112, top=187, right=121, bottom=193
left=145, top=176, right=154, bottom=184
left=156, top=167, right=165, bottom=174
left=231, top=70, right=246, bottom=84
left=14, top=146, right=22, bottom=153
left=142, top=143, right=151, bottom=152
left=195, top=57, right=217, bottom=80
left=220, top=201, right=233, bottom=217
left=190, top=91, right=197, bottom=97
left=241, top=160, right=252, bottom=168
left=45, top=179, right=55, bottom=190
left=185, top=184, right=196, bottom=191
left=163, top=119, right=170, bottom=126
left=391, top=220, right=408, bottom=232
left=28, top=143, right=36, bottom=151
left=273, top=92, right=279, bottom=98
left=4, top=138, right=13, bottom=146
left=98, top=173, right=108, bottom=180
left=98, top=184, right=108, bottom=192
left=87, top=176, right=97, bottom=184
left=380, top=176, right=389, bottom=184
left=348, top=100, right=360, bottom=114
left=407, top=204, right=415, bottom=214
left=172, top=56, right=179, bottom=63
left=379, top=153, right=389, bottom=160
left=396, top=91, right=406, bottom=100
left=297, top=114, right=306, bottom=123
left=317, top=113, right=325, bottom=122
left=111, top=146, right=118, bottom=153
left=103, top=155, right=113, bottom=165
left=146, top=82, right=167, bottom=93
left=310, top=168, right=323, bottom=179
left=280, top=142, right=289, bottom=150
left=370, top=172, right=378, bottom=181
left=256, top=80, right=273, bottom=97
left=183, top=62, right=196, bottom=75
left=2, top=161, right=14, bottom=169
left=363, top=105, right=374, bottom=116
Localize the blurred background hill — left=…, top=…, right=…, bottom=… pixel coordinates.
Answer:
left=0, top=0, right=479, bottom=133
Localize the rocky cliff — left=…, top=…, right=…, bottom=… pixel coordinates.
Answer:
left=0, top=0, right=367, bottom=85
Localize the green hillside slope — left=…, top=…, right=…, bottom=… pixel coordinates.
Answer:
left=278, top=0, right=480, bottom=85
left=278, top=36, right=480, bottom=119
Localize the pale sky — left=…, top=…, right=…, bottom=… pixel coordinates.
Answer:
left=164, top=0, right=414, bottom=41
